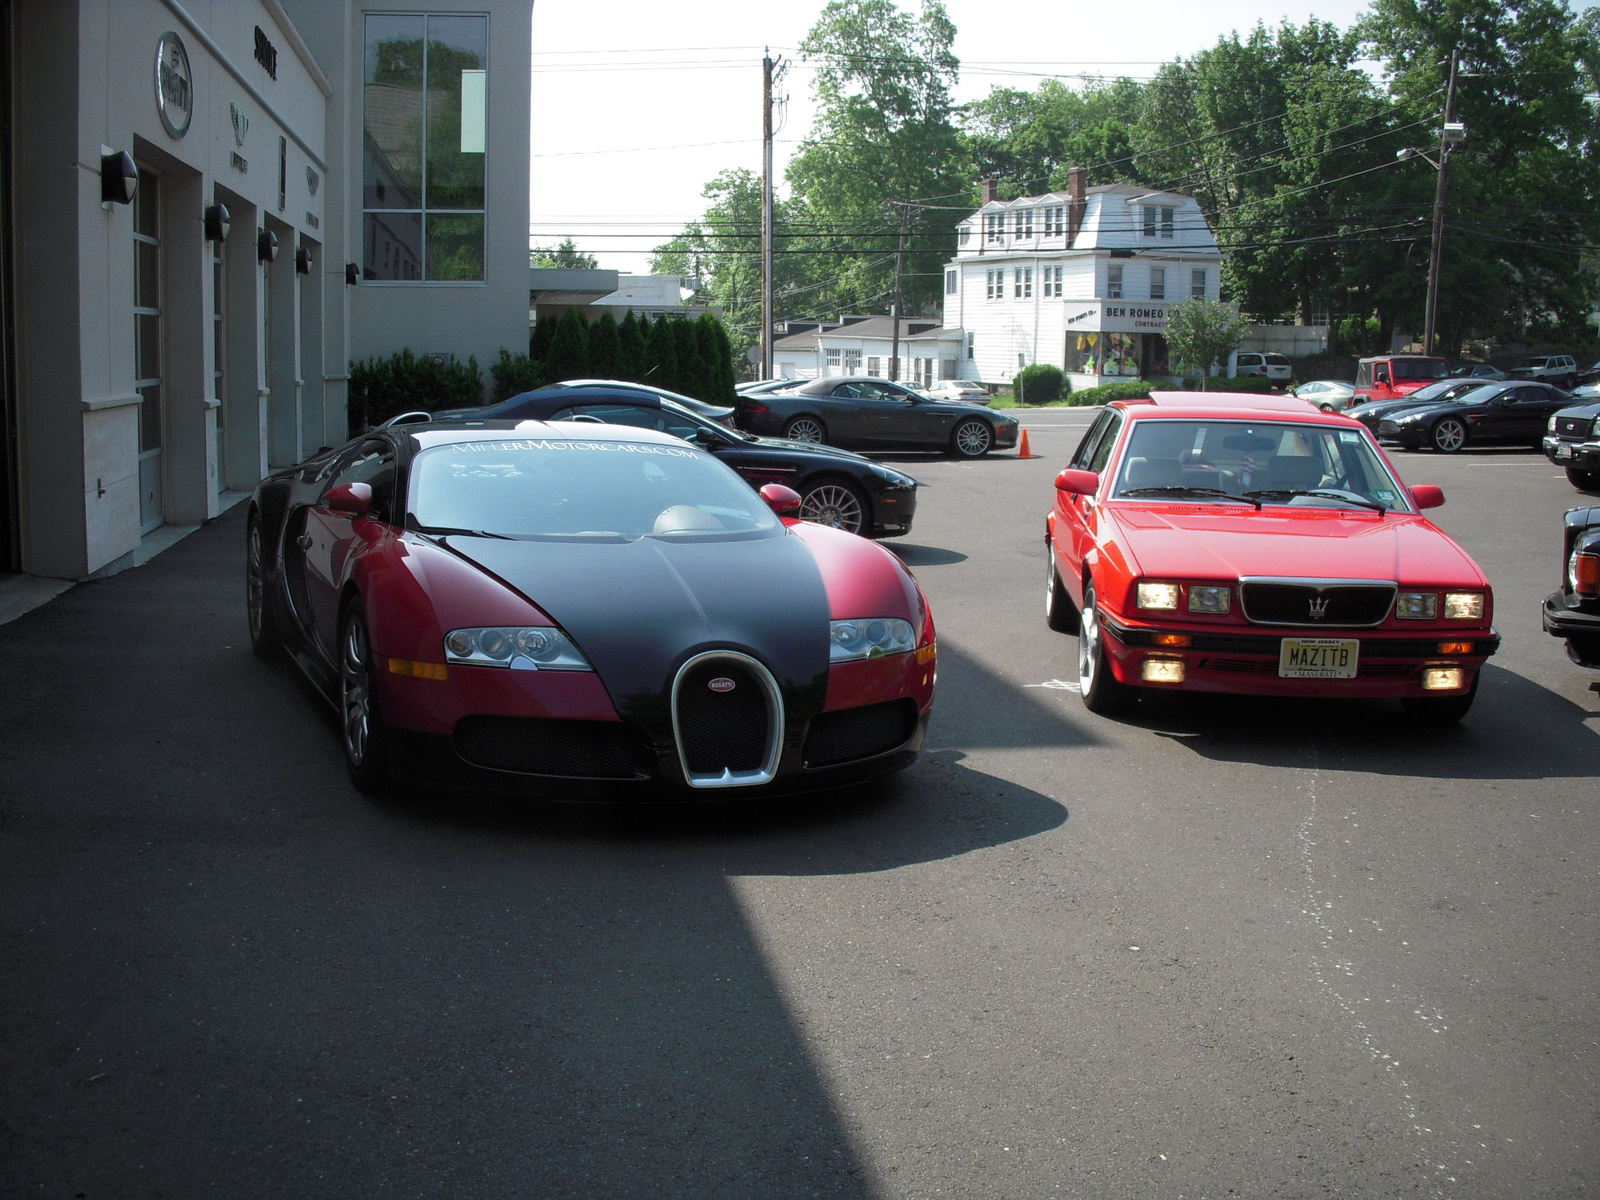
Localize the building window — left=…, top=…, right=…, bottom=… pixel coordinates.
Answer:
left=1162, top=206, right=1175, bottom=238
left=1143, top=205, right=1157, bottom=238
left=844, top=349, right=862, bottom=373
left=1108, top=264, right=1123, bottom=299
left=1045, top=266, right=1063, bottom=297
left=1015, top=209, right=1034, bottom=239
left=959, top=226, right=971, bottom=245
left=826, top=348, right=841, bottom=370
left=867, top=356, right=881, bottom=376
left=1150, top=267, right=1165, bottom=300
left=966, top=332, right=975, bottom=360
left=362, top=13, right=489, bottom=282
left=984, top=213, right=1003, bottom=242
left=1015, top=268, right=1033, bottom=299
left=945, top=269, right=958, bottom=295
left=133, top=170, right=164, bottom=533
left=1192, top=268, right=1206, bottom=298
left=941, top=357, right=958, bottom=379
left=1043, top=205, right=1064, bottom=237
left=986, top=268, right=1003, bottom=300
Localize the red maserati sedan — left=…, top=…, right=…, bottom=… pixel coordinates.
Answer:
left=1044, top=394, right=1499, bottom=722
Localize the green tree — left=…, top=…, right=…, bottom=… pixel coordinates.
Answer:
left=646, top=316, right=681, bottom=392
left=586, top=311, right=621, bottom=379
left=546, top=308, right=590, bottom=382
left=960, top=77, right=1146, bottom=194
left=1163, top=299, right=1249, bottom=388
left=529, top=313, right=557, bottom=363
left=618, top=311, right=648, bottom=381
left=531, top=237, right=599, bottom=269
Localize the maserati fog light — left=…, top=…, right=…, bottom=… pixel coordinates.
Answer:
left=1422, top=666, right=1465, bottom=690
left=1143, top=658, right=1185, bottom=684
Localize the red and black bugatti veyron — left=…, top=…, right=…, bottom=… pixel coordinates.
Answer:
left=245, top=421, right=937, bottom=797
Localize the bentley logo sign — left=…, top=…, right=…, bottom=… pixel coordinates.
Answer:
left=230, top=104, right=250, bottom=147
left=154, top=32, right=193, bottom=138
left=1308, top=596, right=1329, bottom=620
left=708, top=677, right=736, bottom=693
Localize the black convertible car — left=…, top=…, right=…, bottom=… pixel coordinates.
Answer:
left=1377, top=380, right=1576, bottom=452
left=1542, top=506, right=1600, bottom=670
left=438, top=384, right=920, bottom=539
left=736, top=376, right=1019, bottom=457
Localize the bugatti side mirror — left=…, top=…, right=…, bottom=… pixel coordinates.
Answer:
left=759, top=483, right=803, bottom=517
left=1054, top=468, right=1100, bottom=496
left=1411, top=484, right=1445, bottom=510
left=324, top=481, right=374, bottom=516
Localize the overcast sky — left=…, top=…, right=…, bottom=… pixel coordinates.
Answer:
left=523, top=0, right=1565, bottom=274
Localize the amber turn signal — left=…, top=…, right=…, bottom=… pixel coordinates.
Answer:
left=387, top=657, right=449, bottom=681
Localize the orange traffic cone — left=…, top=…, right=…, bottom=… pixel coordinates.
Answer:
left=1017, top=428, right=1037, bottom=459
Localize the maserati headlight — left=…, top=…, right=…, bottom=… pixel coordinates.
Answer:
left=444, top=626, right=593, bottom=670
left=1187, top=585, right=1232, bottom=614
left=829, top=618, right=915, bottom=662
left=1136, top=582, right=1180, bottom=610
left=1443, top=592, right=1485, bottom=620
left=1395, top=591, right=1438, bottom=619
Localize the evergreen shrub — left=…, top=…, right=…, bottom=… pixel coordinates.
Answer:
left=348, top=349, right=482, bottom=434
left=1012, top=364, right=1065, bottom=404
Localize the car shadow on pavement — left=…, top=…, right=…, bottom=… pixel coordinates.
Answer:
left=887, top=542, right=968, bottom=566
left=1126, top=662, right=1599, bottom=780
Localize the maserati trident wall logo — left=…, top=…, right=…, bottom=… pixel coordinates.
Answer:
left=1308, top=596, right=1330, bottom=620
left=230, top=103, right=250, bottom=146
left=708, top=677, right=736, bottom=693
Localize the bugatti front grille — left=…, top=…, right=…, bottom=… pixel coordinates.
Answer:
left=804, top=700, right=917, bottom=768
left=453, top=716, right=646, bottom=778
left=1240, top=581, right=1395, bottom=627
left=671, top=653, right=784, bottom=788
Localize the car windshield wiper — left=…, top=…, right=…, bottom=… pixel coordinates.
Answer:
left=1243, top=488, right=1388, bottom=513
left=414, top=524, right=516, bottom=540
left=1120, top=486, right=1262, bottom=509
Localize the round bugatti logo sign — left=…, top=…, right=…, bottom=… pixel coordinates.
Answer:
left=708, top=677, right=736, bottom=693
left=155, top=31, right=194, bottom=139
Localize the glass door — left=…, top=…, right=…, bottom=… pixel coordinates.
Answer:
left=133, top=172, right=163, bottom=532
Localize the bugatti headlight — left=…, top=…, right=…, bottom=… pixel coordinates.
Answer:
left=444, top=626, right=593, bottom=670
left=1443, top=592, right=1485, bottom=621
left=1395, top=591, right=1439, bottom=620
left=829, top=617, right=916, bottom=663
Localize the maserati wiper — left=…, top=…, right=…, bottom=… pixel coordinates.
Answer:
left=1121, top=486, right=1262, bottom=509
left=1243, top=488, right=1388, bottom=513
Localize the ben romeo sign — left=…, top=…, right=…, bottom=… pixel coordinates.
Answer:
left=1065, top=301, right=1171, bottom=333
left=155, top=31, right=193, bottom=138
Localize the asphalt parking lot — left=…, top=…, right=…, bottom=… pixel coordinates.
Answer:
left=1, top=413, right=1596, bottom=1198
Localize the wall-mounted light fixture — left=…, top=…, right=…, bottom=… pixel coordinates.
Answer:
left=101, top=150, right=139, bottom=206
left=257, top=229, right=278, bottom=263
left=203, top=203, right=231, bottom=242
left=295, top=246, right=313, bottom=275
left=345, top=262, right=361, bottom=286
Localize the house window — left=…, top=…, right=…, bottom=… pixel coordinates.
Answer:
left=959, top=226, right=971, bottom=245
left=985, top=213, right=1004, bottom=243
left=986, top=268, right=1003, bottom=300
left=1143, top=205, right=1157, bottom=238
left=1046, top=266, right=1063, bottom=297
left=1162, top=207, right=1175, bottom=238
left=1191, top=268, right=1206, bottom=298
left=1043, top=206, right=1064, bottom=236
left=1015, top=209, right=1034, bottom=239
left=867, top=356, right=881, bottom=376
left=844, top=349, right=862, bottom=373
left=945, top=269, right=958, bottom=295
left=941, top=357, right=958, bottom=379
left=1015, top=268, right=1033, bottom=299
left=966, top=332, right=975, bottom=360
left=826, top=348, right=841, bottom=370
left=362, top=13, right=489, bottom=281
left=1108, top=264, right=1123, bottom=299
left=1150, top=267, right=1165, bottom=300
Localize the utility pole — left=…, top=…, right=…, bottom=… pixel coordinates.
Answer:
left=1423, top=49, right=1461, bottom=357
left=889, top=201, right=910, bottom=382
left=761, top=52, right=786, bottom=381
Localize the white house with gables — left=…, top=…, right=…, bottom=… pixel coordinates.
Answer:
left=944, top=171, right=1225, bottom=391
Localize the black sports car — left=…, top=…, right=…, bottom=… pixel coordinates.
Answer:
left=1344, top=379, right=1493, bottom=435
left=1542, top=506, right=1600, bottom=669
left=1377, top=381, right=1576, bottom=452
left=736, top=376, right=1020, bottom=457
left=245, top=421, right=937, bottom=798
left=1542, top=399, right=1600, bottom=491
left=451, top=385, right=920, bottom=538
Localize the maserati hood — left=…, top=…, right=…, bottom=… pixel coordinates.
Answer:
left=1104, top=504, right=1488, bottom=587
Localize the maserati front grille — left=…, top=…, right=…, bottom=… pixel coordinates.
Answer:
left=1239, top=578, right=1397, bottom=627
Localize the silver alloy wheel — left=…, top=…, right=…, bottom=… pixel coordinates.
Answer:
left=953, top=419, right=993, bottom=457
left=340, top=614, right=372, bottom=767
left=1432, top=417, right=1466, bottom=453
left=1077, top=592, right=1100, bottom=693
left=786, top=417, right=825, bottom=443
left=799, top=483, right=864, bottom=533
left=246, top=521, right=265, bottom=642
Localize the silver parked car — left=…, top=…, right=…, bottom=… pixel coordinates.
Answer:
left=1292, top=379, right=1356, bottom=412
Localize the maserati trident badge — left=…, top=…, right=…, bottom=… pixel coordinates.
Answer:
left=1308, top=596, right=1330, bottom=620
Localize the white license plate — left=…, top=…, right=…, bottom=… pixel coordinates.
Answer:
left=1279, top=638, right=1359, bottom=679
left=1555, top=444, right=1574, bottom=459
